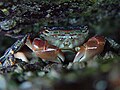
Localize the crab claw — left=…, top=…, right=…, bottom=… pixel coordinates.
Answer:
left=25, top=36, right=65, bottom=63
left=73, top=36, right=106, bottom=63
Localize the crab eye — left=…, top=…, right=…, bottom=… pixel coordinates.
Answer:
left=44, top=30, right=49, bottom=33
left=81, top=26, right=88, bottom=33
left=33, top=38, right=45, bottom=49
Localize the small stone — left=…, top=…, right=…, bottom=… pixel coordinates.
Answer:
left=19, top=81, right=32, bottom=90
left=0, top=19, right=16, bottom=30
left=46, top=13, right=51, bottom=18
left=95, top=80, right=107, bottom=90
left=69, top=18, right=77, bottom=24
left=1, top=9, right=10, bottom=16
left=38, top=71, right=45, bottom=77
left=0, top=75, right=7, bottom=90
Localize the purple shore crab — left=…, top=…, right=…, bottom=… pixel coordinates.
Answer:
left=25, top=26, right=105, bottom=64
left=0, top=26, right=119, bottom=68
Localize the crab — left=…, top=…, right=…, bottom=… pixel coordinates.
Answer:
left=25, top=26, right=105, bottom=63
left=0, top=26, right=119, bottom=68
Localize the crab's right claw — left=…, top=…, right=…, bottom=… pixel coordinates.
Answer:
left=26, top=37, right=65, bottom=63
left=73, top=36, right=106, bottom=63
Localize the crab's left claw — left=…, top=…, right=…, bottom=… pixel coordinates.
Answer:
left=73, top=36, right=106, bottom=63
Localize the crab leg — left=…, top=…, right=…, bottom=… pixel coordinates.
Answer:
left=0, top=35, right=28, bottom=66
left=73, top=36, right=106, bottom=63
left=25, top=36, right=65, bottom=63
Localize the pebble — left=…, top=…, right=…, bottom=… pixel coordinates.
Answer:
left=0, top=74, right=7, bottom=90
left=19, top=81, right=32, bottom=90
left=0, top=19, right=16, bottom=30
